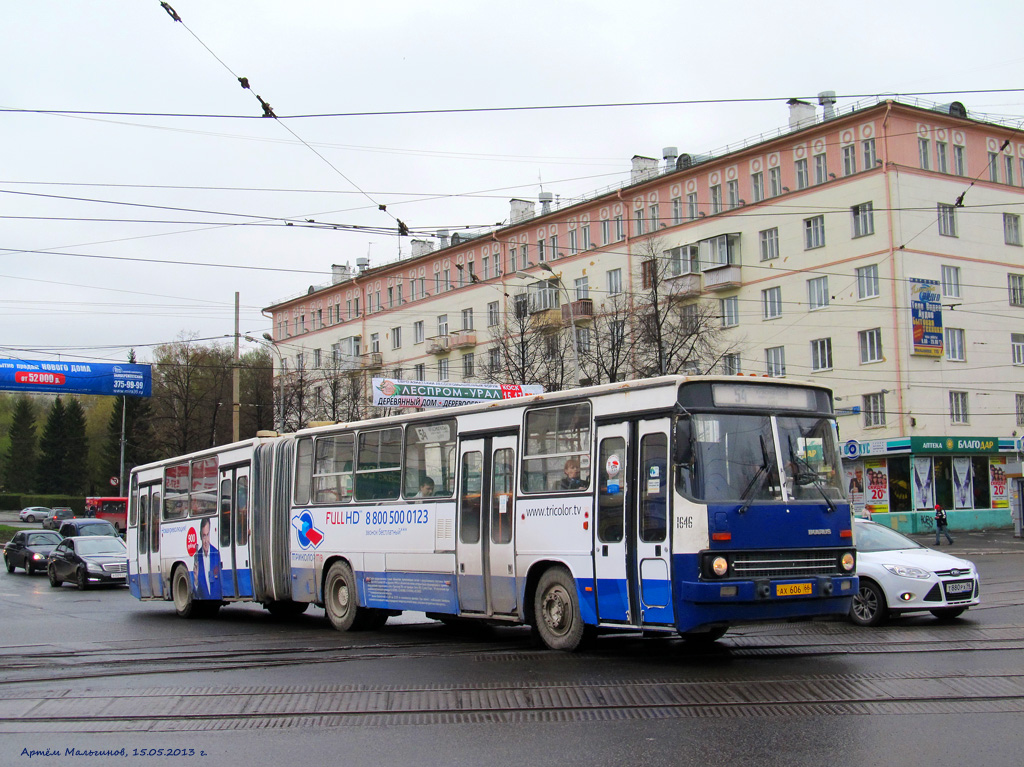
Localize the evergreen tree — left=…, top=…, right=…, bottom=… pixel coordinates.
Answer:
left=36, top=397, right=68, bottom=493
left=62, top=398, right=89, bottom=494
left=4, top=396, right=38, bottom=492
left=101, top=394, right=156, bottom=488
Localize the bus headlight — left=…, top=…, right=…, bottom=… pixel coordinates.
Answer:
left=840, top=552, right=855, bottom=572
left=712, top=556, right=729, bottom=577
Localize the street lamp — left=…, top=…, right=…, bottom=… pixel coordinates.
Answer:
left=515, top=264, right=581, bottom=387
left=244, top=333, right=285, bottom=431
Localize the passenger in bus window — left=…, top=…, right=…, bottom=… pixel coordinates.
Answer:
left=193, top=517, right=222, bottom=600
left=416, top=477, right=435, bottom=498
left=559, top=458, right=585, bottom=490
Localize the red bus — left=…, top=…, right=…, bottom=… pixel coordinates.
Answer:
left=86, top=497, right=128, bottom=532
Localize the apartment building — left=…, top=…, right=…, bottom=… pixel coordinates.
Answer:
left=265, top=95, right=1024, bottom=522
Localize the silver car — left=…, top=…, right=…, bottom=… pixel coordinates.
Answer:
left=849, top=518, right=979, bottom=626
left=18, top=507, right=52, bottom=523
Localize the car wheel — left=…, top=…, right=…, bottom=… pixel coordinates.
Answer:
left=849, top=579, right=888, bottom=626
left=4, top=555, right=13, bottom=574
left=25, top=514, right=36, bottom=523
left=26, top=562, right=36, bottom=576
left=48, top=565, right=61, bottom=588
left=931, top=607, right=967, bottom=622
left=76, top=568, right=89, bottom=591
left=532, top=566, right=586, bottom=651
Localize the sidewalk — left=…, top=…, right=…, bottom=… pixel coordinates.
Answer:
left=905, top=527, right=1024, bottom=557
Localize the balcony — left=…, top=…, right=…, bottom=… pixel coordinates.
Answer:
left=703, top=264, right=742, bottom=291
left=561, top=299, right=594, bottom=323
left=427, top=335, right=450, bottom=354
left=665, top=273, right=701, bottom=299
left=360, top=352, right=383, bottom=370
left=449, top=331, right=477, bottom=349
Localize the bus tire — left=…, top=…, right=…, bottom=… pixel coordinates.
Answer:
left=172, top=565, right=198, bottom=618
left=324, top=561, right=360, bottom=631
left=533, top=566, right=585, bottom=651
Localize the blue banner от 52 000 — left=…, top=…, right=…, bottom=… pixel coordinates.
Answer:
left=0, top=359, right=152, bottom=397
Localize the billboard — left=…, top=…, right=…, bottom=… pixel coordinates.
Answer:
left=910, top=278, right=943, bottom=356
left=0, top=359, right=151, bottom=397
left=372, top=378, right=543, bottom=408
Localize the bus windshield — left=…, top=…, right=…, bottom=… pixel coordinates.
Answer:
left=689, top=413, right=844, bottom=503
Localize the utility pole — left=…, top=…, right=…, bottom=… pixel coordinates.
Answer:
left=232, top=291, right=241, bottom=443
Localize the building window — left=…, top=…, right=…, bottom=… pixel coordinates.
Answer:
left=671, top=197, right=683, bottom=225
left=759, top=227, right=779, bottom=260
left=574, top=276, right=589, bottom=301
left=807, top=276, right=829, bottom=311
left=370, top=333, right=380, bottom=354
left=945, top=327, right=965, bottom=361
left=576, top=326, right=591, bottom=354
left=463, top=353, right=475, bottom=378
left=710, top=185, right=722, bottom=214
left=1017, top=394, right=1024, bottom=426
left=437, top=314, right=448, bottom=336
left=648, top=204, right=659, bottom=231
left=942, top=265, right=961, bottom=298
left=857, top=264, right=880, bottom=299
left=1008, top=274, right=1024, bottom=306
left=762, top=286, right=782, bottom=320
left=391, top=327, right=402, bottom=349
left=580, top=223, right=591, bottom=249
left=810, top=338, right=832, bottom=372
left=615, top=215, right=625, bottom=241
left=722, top=353, right=741, bottom=375
left=537, top=239, right=546, bottom=262
left=814, top=153, right=828, bottom=184
left=413, top=320, right=424, bottom=344
left=1005, top=213, right=1022, bottom=246
left=804, top=215, right=825, bottom=249
left=936, top=141, right=948, bottom=173
left=765, top=346, right=785, bottom=377
left=634, top=209, right=646, bottom=236
left=550, top=234, right=559, bottom=260
left=601, top=219, right=611, bottom=246
left=863, top=392, right=886, bottom=427
left=607, top=268, right=622, bottom=296
left=727, top=180, right=740, bottom=209
left=860, top=328, right=883, bottom=363
left=795, top=158, right=809, bottom=189
left=487, top=301, right=500, bottom=327
left=863, top=138, right=877, bottom=169
left=438, top=358, right=449, bottom=381
left=769, top=167, right=782, bottom=197
left=949, top=391, right=969, bottom=424
left=953, top=144, right=966, bottom=176
left=720, top=296, right=739, bottom=328
left=568, top=229, right=578, bottom=255
left=918, top=138, right=931, bottom=170
left=686, top=193, right=698, bottom=220
left=851, top=202, right=874, bottom=237
left=938, top=203, right=957, bottom=237
left=461, top=308, right=473, bottom=331
left=842, top=144, right=857, bottom=176
left=1013, top=333, right=1024, bottom=366
left=488, top=348, right=500, bottom=373
left=751, top=172, right=763, bottom=203
left=989, top=152, right=1000, bottom=183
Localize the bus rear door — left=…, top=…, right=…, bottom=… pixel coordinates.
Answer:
left=456, top=434, right=518, bottom=616
left=218, top=465, right=254, bottom=599
left=136, top=484, right=162, bottom=598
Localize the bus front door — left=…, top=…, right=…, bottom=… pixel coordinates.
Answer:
left=593, top=423, right=631, bottom=623
left=635, top=419, right=674, bottom=626
left=457, top=435, right=518, bottom=616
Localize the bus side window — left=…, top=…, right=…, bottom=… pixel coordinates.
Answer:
left=490, top=448, right=514, bottom=544
left=460, top=452, right=483, bottom=544
left=235, top=477, right=248, bottom=546
left=597, top=437, right=625, bottom=543
left=139, top=493, right=149, bottom=555
left=151, top=492, right=161, bottom=553
left=295, top=437, right=313, bottom=505
left=640, top=433, right=668, bottom=543
left=219, top=477, right=232, bottom=548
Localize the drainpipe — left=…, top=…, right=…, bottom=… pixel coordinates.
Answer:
left=881, top=100, right=907, bottom=438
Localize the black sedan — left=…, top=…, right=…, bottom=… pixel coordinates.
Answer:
left=4, top=531, right=63, bottom=574
left=47, top=535, right=128, bottom=590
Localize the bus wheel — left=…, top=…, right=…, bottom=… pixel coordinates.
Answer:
left=533, top=567, right=585, bottom=651
left=267, top=600, right=310, bottom=618
left=172, top=565, right=197, bottom=618
left=324, top=561, right=359, bottom=631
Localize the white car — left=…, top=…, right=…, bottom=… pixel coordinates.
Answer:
left=18, top=507, right=52, bottom=523
left=849, top=518, right=979, bottom=626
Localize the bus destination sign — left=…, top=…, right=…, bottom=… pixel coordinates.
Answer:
left=0, top=359, right=152, bottom=397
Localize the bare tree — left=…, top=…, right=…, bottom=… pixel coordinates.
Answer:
left=481, top=288, right=574, bottom=391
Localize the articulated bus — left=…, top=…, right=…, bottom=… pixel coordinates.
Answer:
left=128, top=375, right=857, bottom=650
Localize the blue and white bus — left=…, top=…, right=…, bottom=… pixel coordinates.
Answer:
left=128, top=375, right=856, bottom=650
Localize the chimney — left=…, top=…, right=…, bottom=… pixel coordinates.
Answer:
left=436, top=229, right=450, bottom=249
left=411, top=239, right=434, bottom=258
left=331, top=263, right=352, bottom=284
left=818, top=90, right=837, bottom=121
left=510, top=198, right=536, bottom=224
left=787, top=98, right=816, bottom=130
left=631, top=155, right=659, bottom=183
left=662, top=146, right=678, bottom=173
left=539, top=191, right=554, bottom=215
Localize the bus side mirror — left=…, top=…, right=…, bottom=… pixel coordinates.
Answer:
left=674, top=419, right=694, bottom=466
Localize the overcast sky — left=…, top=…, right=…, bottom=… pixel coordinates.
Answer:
left=3, top=0, right=1022, bottom=365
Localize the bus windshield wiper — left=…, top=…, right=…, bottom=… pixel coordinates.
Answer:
left=738, top=435, right=773, bottom=514
left=787, top=435, right=837, bottom=512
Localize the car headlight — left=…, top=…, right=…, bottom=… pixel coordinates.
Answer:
left=32, top=553, right=44, bottom=561
left=86, top=562, right=104, bottom=573
left=882, top=564, right=931, bottom=579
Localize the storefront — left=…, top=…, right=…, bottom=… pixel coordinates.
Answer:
left=841, top=436, right=1017, bottom=533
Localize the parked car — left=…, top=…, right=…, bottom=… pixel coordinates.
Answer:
left=42, top=507, right=75, bottom=530
left=47, top=535, right=128, bottom=589
left=849, top=518, right=980, bottom=626
left=57, top=518, right=120, bottom=539
left=18, top=506, right=53, bottom=524
left=4, top=530, right=63, bottom=574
